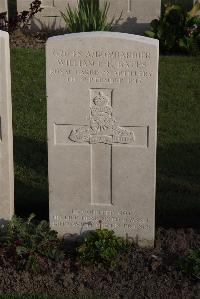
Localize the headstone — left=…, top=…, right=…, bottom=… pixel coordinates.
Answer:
left=99, top=0, right=161, bottom=35
left=17, top=0, right=78, bottom=31
left=0, top=0, right=8, bottom=13
left=0, top=0, right=8, bottom=30
left=0, top=31, right=14, bottom=222
left=47, top=32, right=159, bottom=247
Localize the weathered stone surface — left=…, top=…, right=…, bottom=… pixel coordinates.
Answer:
left=47, top=32, right=159, bottom=247
left=0, top=0, right=8, bottom=26
left=0, top=31, right=14, bottom=222
left=0, top=0, right=8, bottom=13
left=100, top=0, right=161, bottom=35
left=17, top=0, right=78, bottom=31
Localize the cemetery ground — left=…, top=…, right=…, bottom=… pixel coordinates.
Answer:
left=1, top=44, right=198, bottom=298
left=11, top=48, right=200, bottom=228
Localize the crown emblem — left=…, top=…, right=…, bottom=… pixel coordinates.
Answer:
left=93, top=92, right=109, bottom=107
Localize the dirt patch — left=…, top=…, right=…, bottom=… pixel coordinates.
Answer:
left=0, top=228, right=199, bottom=298
left=9, top=29, right=67, bottom=49
left=9, top=29, right=47, bottom=49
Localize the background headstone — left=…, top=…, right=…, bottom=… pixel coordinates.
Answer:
left=99, top=0, right=161, bottom=35
left=17, top=0, right=78, bottom=31
left=0, top=0, right=8, bottom=13
left=0, top=30, right=14, bottom=222
left=0, top=0, right=8, bottom=30
left=47, top=32, right=159, bottom=247
left=16, top=0, right=163, bottom=34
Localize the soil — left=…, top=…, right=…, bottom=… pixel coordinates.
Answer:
left=0, top=228, right=199, bottom=298
left=9, top=29, right=62, bottom=49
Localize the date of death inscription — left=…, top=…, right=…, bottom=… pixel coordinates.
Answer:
left=49, top=50, right=153, bottom=85
left=52, top=209, right=151, bottom=231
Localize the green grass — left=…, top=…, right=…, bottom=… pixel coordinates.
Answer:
left=11, top=48, right=47, bottom=219
left=10, top=48, right=200, bottom=227
left=157, top=55, right=200, bottom=226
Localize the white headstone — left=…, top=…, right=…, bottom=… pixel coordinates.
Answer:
left=17, top=0, right=78, bottom=31
left=99, top=0, right=161, bottom=35
left=0, top=0, right=8, bottom=27
left=47, top=32, right=159, bottom=247
left=0, top=0, right=8, bottom=13
left=0, top=31, right=14, bottom=221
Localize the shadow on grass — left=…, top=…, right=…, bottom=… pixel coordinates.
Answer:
left=156, top=143, right=200, bottom=228
left=13, top=136, right=200, bottom=227
left=13, top=136, right=48, bottom=220
left=14, top=180, right=49, bottom=220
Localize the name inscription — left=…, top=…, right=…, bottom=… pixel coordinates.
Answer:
left=49, top=49, right=153, bottom=85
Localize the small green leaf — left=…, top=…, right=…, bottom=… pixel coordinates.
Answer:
left=16, top=246, right=29, bottom=256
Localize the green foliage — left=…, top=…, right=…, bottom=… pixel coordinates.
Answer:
left=181, top=249, right=200, bottom=279
left=77, top=229, right=128, bottom=266
left=61, top=0, right=120, bottom=32
left=8, top=0, right=43, bottom=32
left=0, top=214, right=64, bottom=272
left=145, top=1, right=200, bottom=54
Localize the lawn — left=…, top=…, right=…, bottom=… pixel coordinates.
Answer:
left=10, top=48, right=200, bottom=227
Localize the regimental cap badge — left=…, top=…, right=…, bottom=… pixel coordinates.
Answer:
left=93, top=92, right=109, bottom=107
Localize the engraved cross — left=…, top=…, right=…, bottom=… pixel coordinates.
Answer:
left=67, top=88, right=136, bottom=206
left=55, top=89, right=148, bottom=207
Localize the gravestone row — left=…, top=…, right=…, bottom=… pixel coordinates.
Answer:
left=17, top=0, right=161, bottom=34
left=0, top=29, right=158, bottom=247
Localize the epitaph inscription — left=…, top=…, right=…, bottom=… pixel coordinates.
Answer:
left=52, top=209, right=151, bottom=232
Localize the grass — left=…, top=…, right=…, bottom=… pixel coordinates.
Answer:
left=11, top=48, right=47, bottom=219
left=157, top=55, right=200, bottom=226
left=10, top=48, right=200, bottom=227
